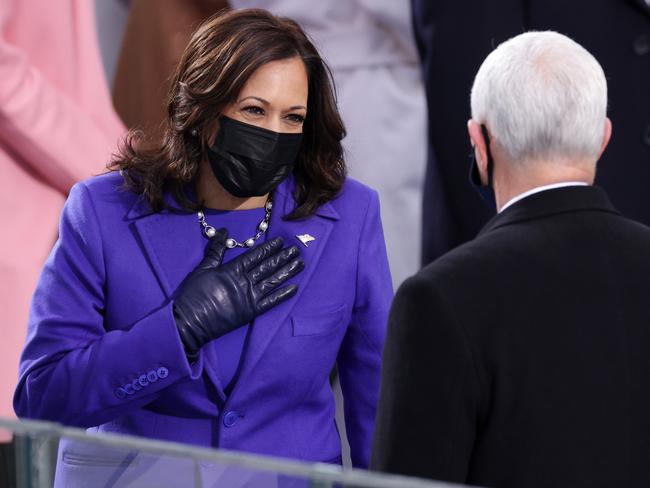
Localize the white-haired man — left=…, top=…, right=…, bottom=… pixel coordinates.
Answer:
left=371, top=31, right=650, bottom=488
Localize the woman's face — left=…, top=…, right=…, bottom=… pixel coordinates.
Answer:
left=221, top=56, right=308, bottom=134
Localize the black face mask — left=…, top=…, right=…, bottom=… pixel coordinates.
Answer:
left=207, top=116, right=303, bottom=198
left=468, top=124, right=496, bottom=212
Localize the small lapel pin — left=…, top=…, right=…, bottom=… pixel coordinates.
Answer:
left=296, top=234, right=316, bottom=247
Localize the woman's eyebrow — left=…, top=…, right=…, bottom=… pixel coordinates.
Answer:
left=239, top=96, right=306, bottom=111
left=238, top=96, right=269, bottom=105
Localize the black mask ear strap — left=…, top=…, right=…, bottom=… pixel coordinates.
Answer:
left=481, top=124, right=494, bottom=188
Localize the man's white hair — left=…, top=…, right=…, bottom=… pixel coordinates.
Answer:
left=471, top=31, right=608, bottom=163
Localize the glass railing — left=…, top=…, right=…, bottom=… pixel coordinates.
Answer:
left=0, top=418, right=465, bottom=488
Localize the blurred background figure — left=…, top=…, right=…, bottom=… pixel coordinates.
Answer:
left=231, top=0, right=427, bottom=288
left=0, top=0, right=124, bottom=422
left=112, top=0, right=228, bottom=142
left=95, top=0, right=129, bottom=92
left=414, top=0, right=650, bottom=265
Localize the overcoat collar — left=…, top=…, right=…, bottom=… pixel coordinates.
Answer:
left=478, top=185, right=620, bottom=237
left=127, top=176, right=339, bottom=397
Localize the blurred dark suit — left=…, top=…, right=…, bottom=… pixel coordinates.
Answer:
left=414, top=0, right=650, bottom=264
left=372, top=186, right=650, bottom=487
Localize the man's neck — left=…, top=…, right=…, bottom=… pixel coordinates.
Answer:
left=499, top=181, right=590, bottom=213
left=494, top=160, right=595, bottom=212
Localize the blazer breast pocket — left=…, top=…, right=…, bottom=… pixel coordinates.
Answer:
left=291, top=304, right=348, bottom=337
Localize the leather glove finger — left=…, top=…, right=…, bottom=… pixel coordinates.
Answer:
left=197, top=228, right=228, bottom=270
left=238, top=237, right=285, bottom=271
left=249, top=245, right=301, bottom=284
left=255, top=258, right=304, bottom=297
left=257, top=284, right=299, bottom=314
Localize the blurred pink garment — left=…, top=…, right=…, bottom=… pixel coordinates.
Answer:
left=0, top=0, right=125, bottom=422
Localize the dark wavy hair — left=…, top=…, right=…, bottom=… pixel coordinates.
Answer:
left=109, top=8, right=346, bottom=219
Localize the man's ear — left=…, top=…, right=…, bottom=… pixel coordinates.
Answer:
left=597, top=117, right=612, bottom=161
left=468, top=119, right=489, bottom=185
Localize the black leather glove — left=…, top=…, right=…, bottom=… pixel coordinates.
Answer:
left=173, top=228, right=304, bottom=359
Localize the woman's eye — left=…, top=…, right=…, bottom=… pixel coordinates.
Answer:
left=243, top=106, right=265, bottom=116
left=286, top=114, right=305, bottom=124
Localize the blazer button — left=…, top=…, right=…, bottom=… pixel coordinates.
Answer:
left=223, top=411, right=241, bottom=428
left=156, top=367, right=169, bottom=379
left=644, top=125, right=650, bottom=146
left=633, top=34, right=649, bottom=56
left=124, top=384, right=135, bottom=395
left=147, top=370, right=159, bottom=383
left=138, top=374, right=149, bottom=387
left=114, top=388, right=127, bottom=399
left=131, top=380, right=142, bottom=391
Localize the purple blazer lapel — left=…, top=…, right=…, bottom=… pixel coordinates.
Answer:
left=235, top=180, right=339, bottom=385
left=130, top=207, right=198, bottom=300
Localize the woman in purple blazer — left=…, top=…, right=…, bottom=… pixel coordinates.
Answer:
left=13, top=8, right=392, bottom=480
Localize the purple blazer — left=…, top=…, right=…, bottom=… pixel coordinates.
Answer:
left=14, top=172, right=393, bottom=470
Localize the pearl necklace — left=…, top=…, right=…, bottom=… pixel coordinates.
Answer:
left=197, top=197, right=273, bottom=249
